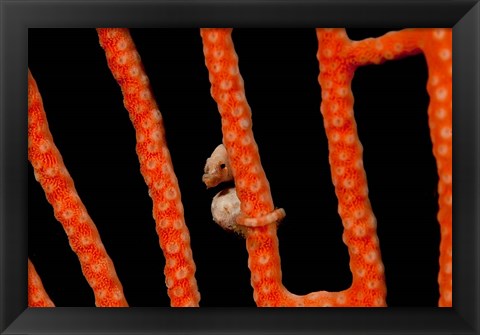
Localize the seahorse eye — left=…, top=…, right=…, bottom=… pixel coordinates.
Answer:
left=220, top=163, right=226, bottom=169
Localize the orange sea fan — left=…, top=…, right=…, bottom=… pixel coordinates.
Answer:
left=28, top=28, right=448, bottom=307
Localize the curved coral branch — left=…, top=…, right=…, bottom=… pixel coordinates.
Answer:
left=28, top=259, right=55, bottom=307
left=28, top=69, right=128, bottom=307
left=96, top=28, right=200, bottom=307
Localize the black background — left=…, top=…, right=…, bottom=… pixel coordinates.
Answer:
left=28, top=28, right=440, bottom=307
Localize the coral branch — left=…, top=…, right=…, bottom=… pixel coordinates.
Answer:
left=201, top=28, right=386, bottom=307
left=96, top=28, right=200, bottom=307
left=28, top=259, right=55, bottom=307
left=28, top=69, right=128, bottom=307
left=421, top=29, right=452, bottom=307
left=316, top=28, right=451, bottom=307
left=201, top=28, right=288, bottom=306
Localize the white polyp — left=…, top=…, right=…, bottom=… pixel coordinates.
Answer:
left=444, top=290, right=452, bottom=302
left=250, top=180, right=261, bottom=193
left=439, top=49, right=451, bottom=61
left=79, top=253, right=91, bottom=263
left=324, top=81, right=333, bottom=89
left=180, top=231, right=190, bottom=243
left=39, top=140, right=51, bottom=153
left=442, top=173, right=452, bottom=184
left=159, top=219, right=170, bottom=229
left=165, top=187, right=177, bottom=200
left=436, top=87, right=448, bottom=101
left=368, top=280, right=378, bottom=289
left=332, top=116, right=344, bottom=127
left=339, top=151, right=349, bottom=161
left=151, top=130, right=162, bottom=141
left=336, top=294, right=346, bottom=304
left=175, top=267, right=188, bottom=280
left=444, top=262, right=452, bottom=274
left=225, top=131, right=237, bottom=142
left=173, top=287, right=184, bottom=297
left=258, top=254, right=270, bottom=265
left=183, top=248, right=192, bottom=260
left=331, top=132, right=341, bottom=142
left=444, top=194, right=452, bottom=205
left=166, top=277, right=174, bottom=288
left=140, top=90, right=151, bottom=100
left=214, top=49, right=224, bottom=59
left=345, top=134, right=356, bottom=144
left=208, top=31, right=219, bottom=42
left=79, top=212, right=89, bottom=224
left=337, top=87, right=348, bottom=97
left=173, top=220, right=183, bottom=230
left=241, top=154, right=252, bottom=165
left=219, top=93, right=228, bottom=102
left=151, top=109, right=162, bottom=122
left=147, top=159, right=156, bottom=170
left=440, top=127, right=452, bottom=139
left=435, top=108, right=447, bottom=119
left=438, top=144, right=449, bottom=156
left=113, top=290, right=124, bottom=301
left=62, top=210, right=74, bottom=220
left=229, top=66, right=239, bottom=76
left=343, top=179, right=354, bottom=189
left=130, top=66, right=139, bottom=77
left=343, top=218, right=353, bottom=230
left=354, top=226, right=366, bottom=237
left=354, top=208, right=365, bottom=219
left=220, top=80, right=233, bottom=90
left=239, top=118, right=250, bottom=129
left=45, top=167, right=57, bottom=177
left=117, top=54, right=128, bottom=65
left=91, top=263, right=102, bottom=273
left=364, top=251, right=378, bottom=263
left=234, top=91, right=245, bottom=102
left=232, top=106, right=244, bottom=117
left=166, top=242, right=180, bottom=254
left=241, top=136, right=252, bottom=146
left=140, top=74, right=149, bottom=85
left=97, top=289, right=107, bottom=299
left=80, top=236, right=93, bottom=246
left=431, top=75, right=440, bottom=86
left=433, top=29, right=446, bottom=40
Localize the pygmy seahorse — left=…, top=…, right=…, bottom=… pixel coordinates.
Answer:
left=203, top=144, right=285, bottom=236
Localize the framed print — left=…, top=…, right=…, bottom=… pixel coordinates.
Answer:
left=1, top=0, right=479, bottom=334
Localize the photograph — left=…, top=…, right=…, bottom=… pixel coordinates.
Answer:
left=28, top=28, right=451, bottom=307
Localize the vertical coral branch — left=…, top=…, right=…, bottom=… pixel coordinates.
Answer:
left=201, top=28, right=288, bottom=306
left=28, top=69, right=128, bottom=307
left=421, top=29, right=452, bottom=307
left=28, top=259, right=55, bottom=307
left=96, top=28, right=200, bottom=307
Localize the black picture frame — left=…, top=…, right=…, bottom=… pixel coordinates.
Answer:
left=1, top=0, right=479, bottom=334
